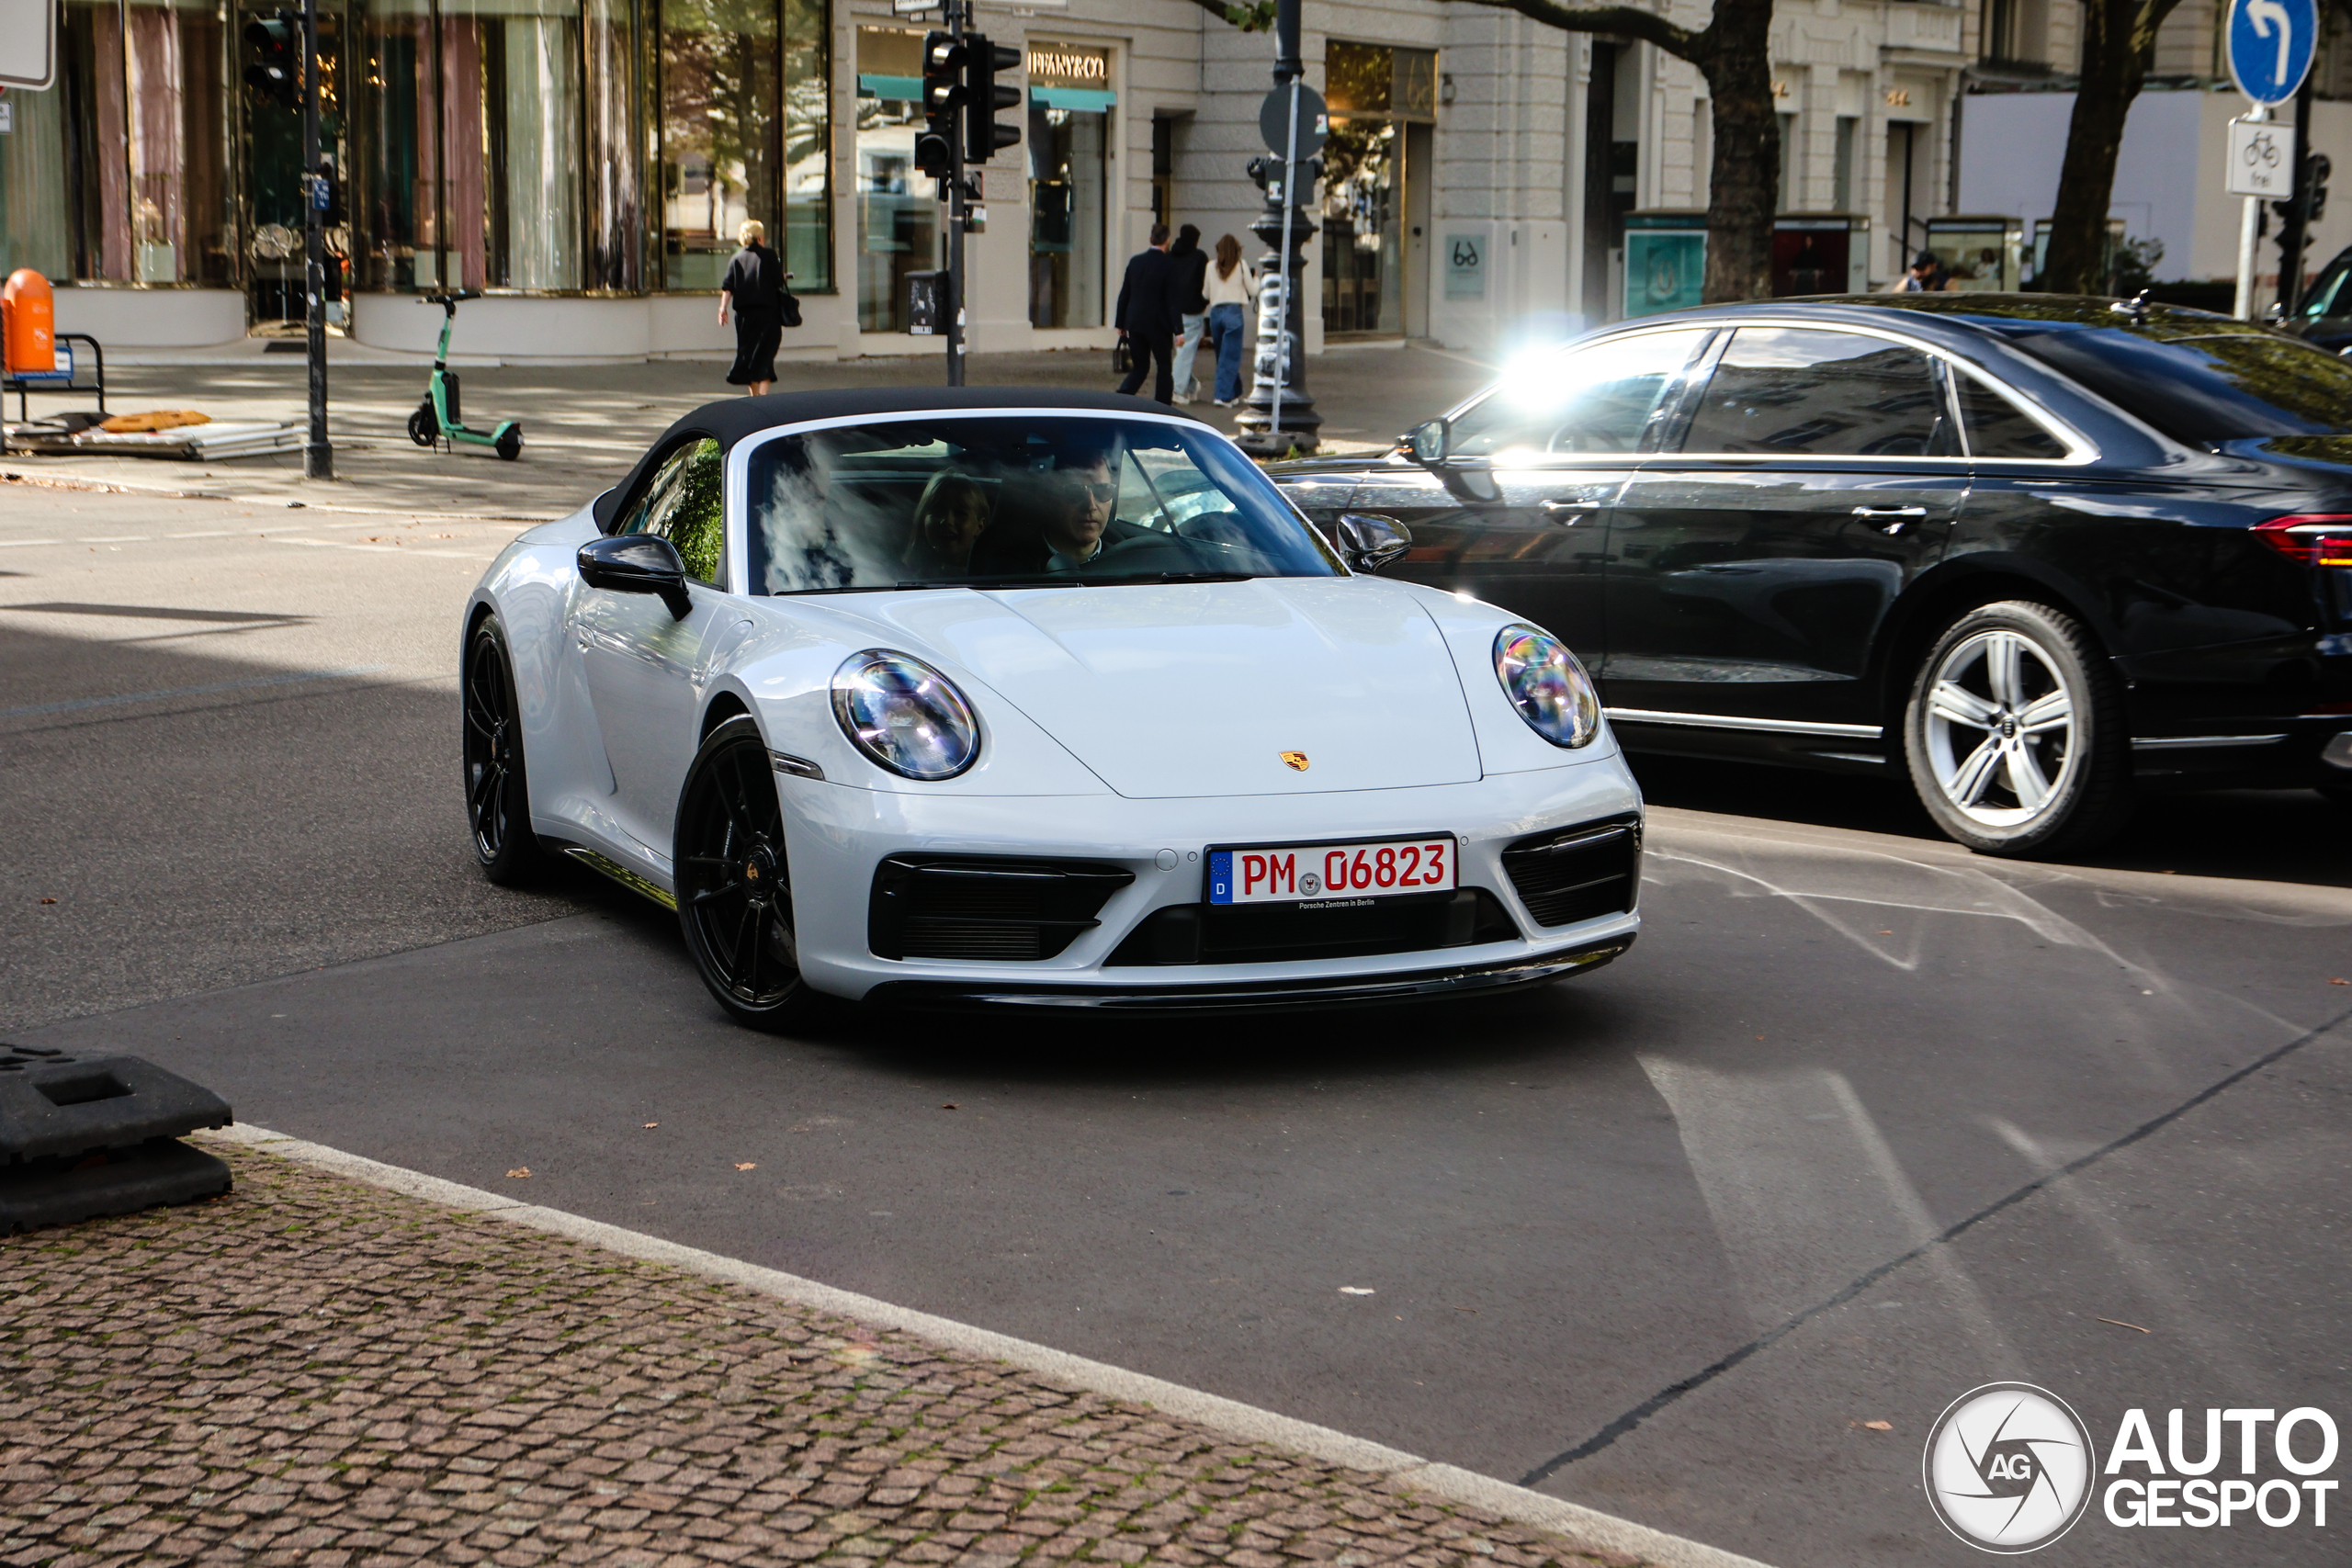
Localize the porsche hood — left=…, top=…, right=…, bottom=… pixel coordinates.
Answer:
left=844, top=579, right=1485, bottom=798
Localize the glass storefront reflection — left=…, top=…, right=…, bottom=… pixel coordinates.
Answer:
left=1025, top=43, right=1109, bottom=331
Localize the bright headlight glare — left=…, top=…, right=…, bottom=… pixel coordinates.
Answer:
left=830, top=650, right=980, bottom=780
left=1493, top=624, right=1600, bottom=748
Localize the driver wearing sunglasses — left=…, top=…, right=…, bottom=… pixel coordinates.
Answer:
left=1043, top=441, right=1119, bottom=571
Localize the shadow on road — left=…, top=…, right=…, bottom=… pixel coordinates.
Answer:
left=1630, top=752, right=2350, bottom=889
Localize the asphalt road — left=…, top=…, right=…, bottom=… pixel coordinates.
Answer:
left=6, top=488, right=2348, bottom=1567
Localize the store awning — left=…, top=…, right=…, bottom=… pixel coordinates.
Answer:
left=857, top=73, right=922, bottom=102
left=1030, top=85, right=1114, bottom=112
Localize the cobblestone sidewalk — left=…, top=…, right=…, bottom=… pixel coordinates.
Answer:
left=0, top=1144, right=1648, bottom=1568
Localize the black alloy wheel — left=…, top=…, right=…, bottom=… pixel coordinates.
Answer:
left=1902, top=599, right=2133, bottom=858
left=463, top=616, right=541, bottom=883
left=674, top=716, right=827, bottom=1029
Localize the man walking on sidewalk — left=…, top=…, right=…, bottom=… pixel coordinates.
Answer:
left=1114, top=224, right=1181, bottom=404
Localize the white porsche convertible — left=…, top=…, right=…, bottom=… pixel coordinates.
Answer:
left=461, top=389, right=1642, bottom=1024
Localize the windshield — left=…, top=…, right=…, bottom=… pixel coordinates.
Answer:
left=2003, top=321, right=2352, bottom=442
left=743, top=415, right=1342, bottom=593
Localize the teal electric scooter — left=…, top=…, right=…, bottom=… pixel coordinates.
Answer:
left=408, top=290, right=522, bottom=460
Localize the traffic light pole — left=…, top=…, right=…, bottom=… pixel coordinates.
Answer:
left=944, top=0, right=967, bottom=388
left=300, top=0, right=332, bottom=479
left=2278, top=73, right=2317, bottom=316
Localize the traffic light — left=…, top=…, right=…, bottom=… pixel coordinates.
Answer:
left=2310, top=152, right=2332, bottom=223
left=964, top=34, right=1022, bottom=165
left=916, top=30, right=966, bottom=182
left=243, top=13, right=302, bottom=108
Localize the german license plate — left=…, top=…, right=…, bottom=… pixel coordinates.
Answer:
left=1207, top=835, right=1456, bottom=906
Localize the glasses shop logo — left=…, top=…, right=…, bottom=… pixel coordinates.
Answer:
left=1924, top=1383, right=2341, bottom=1552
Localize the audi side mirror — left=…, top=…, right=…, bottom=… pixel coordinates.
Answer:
left=1337, top=513, right=1411, bottom=573
left=1405, top=418, right=1450, bottom=468
left=578, top=535, right=692, bottom=618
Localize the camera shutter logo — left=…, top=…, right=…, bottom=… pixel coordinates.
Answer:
left=1924, top=1382, right=2095, bottom=1553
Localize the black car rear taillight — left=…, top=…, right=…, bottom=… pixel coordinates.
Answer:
left=2254, top=514, right=2352, bottom=567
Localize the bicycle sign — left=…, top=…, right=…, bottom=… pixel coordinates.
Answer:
left=2227, top=116, right=2297, bottom=196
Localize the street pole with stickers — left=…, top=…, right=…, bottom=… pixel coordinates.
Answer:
left=300, top=0, right=332, bottom=478
left=1232, top=0, right=1322, bottom=458
left=2224, top=0, right=2316, bottom=319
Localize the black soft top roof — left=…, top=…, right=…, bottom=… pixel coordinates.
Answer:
left=592, top=386, right=1201, bottom=528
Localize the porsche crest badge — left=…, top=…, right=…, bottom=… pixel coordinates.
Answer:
left=1280, top=751, right=1310, bottom=771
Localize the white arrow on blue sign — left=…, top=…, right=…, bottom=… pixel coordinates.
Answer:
left=2227, top=0, right=2316, bottom=106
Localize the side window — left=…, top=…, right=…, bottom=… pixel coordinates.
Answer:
left=1679, top=327, right=1945, bottom=457
left=1448, top=329, right=1708, bottom=459
left=1952, top=371, right=2069, bottom=460
left=618, top=437, right=727, bottom=584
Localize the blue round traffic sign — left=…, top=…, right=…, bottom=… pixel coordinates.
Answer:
left=2227, top=0, right=2316, bottom=105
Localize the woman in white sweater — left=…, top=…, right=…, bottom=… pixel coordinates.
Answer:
left=1203, top=234, right=1258, bottom=407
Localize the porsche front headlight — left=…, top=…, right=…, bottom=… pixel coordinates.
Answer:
left=1493, top=624, right=1601, bottom=749
left=831, top=650, right=980, bottom=780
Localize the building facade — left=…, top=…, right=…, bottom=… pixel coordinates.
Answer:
left=1958, top=0, right=2352, bottom=291
left=0, top=0, right=1977, bottom=361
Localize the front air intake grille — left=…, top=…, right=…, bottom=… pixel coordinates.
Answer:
left=1107, top=888, right=1519, bottom=965
left=869, top=855, right=1135, bottom=962
left=1501, top=816, right=1642, bottom=928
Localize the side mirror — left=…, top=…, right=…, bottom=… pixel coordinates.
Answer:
left=1405, top=418, right=1450, bottom=467
left=1337, top=513, right=1411, bottom=573
left=579, top=535, right=692, bottom=618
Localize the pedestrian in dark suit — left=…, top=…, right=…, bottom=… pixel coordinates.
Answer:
left=1114, top=223, right=1182, bottom=403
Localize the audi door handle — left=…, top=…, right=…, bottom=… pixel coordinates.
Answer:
left=1853, top=504, right=1931, bottom=536
left=1540, top=499, right=1600, bottom=523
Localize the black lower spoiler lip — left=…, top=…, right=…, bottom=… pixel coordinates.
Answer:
left=856, top=936, right=1634, bottom=1013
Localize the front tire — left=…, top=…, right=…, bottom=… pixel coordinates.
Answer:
left=408, top=401, right=438, bottom=446
left=674, top=716, right=831, bottom=1031
left=463, top=616, right=543, bottom=883
left=1902, top=600, right=2133, bottom=858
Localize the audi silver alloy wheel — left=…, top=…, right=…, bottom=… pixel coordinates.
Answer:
left=1902, top=600, right=2132, bottom=858
left=1922, top=629, right=2079, bottom=828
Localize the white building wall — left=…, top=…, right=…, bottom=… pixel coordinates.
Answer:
left=1958, top=86, right=2352, bottom=287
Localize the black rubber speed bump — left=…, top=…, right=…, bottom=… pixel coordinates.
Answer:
left=0, top=1045, right=234, bottom=1233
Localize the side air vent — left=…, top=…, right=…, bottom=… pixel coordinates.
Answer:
left=869, top=855, right=1135, bottom=962
left=1500, top=816, right=1642, bottom=928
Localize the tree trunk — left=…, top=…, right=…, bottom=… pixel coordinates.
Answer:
left=2040, top=0, right=2166, bottom=294
left=1699, top=0, right=1779, bottom=302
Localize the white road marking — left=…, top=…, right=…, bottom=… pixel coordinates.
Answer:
left=0, top=540, right=62, bottom=548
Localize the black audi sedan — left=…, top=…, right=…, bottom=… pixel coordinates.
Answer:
left=1271, top=295, right=2352, bottom=856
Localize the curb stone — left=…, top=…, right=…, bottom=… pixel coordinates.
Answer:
left=199, top=1122, right=1776, bottom=1568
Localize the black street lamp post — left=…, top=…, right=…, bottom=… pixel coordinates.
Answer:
left=1232, top=0, right=1322, bottom=458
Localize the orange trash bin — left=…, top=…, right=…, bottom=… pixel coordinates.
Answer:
left=3, top=270, right=57, bottom=376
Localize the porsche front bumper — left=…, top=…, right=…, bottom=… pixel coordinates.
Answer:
left=779, top=760, right=1644, bottom=1006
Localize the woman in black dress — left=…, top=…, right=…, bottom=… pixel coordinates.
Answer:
left=718, top=220, right=784, bottom=395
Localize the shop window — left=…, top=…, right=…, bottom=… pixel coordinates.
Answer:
left=124, top=0, right=233, bottom=283
left=781, top=0, right=831, bottom=290
left=583, top=0, right=640, bottom=289
left=359, top=0, right=439, bottom=290
left=1029, top=42, right=1112, bottom=331
left=62, top=0, right=133, bottom=280
left=662, top=0, right=776, bottom=292
left=854, top=25, right=936, bottom=332
left=441, top=0, right=582, bottom=291
left=1, top=54, right=75, bottom=279
left=1320, top=42, right=1431, bottom=338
